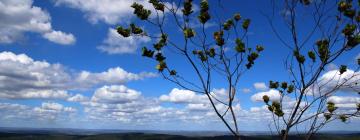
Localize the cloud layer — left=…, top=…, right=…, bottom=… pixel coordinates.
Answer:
left=0, top=0, right=75, bottom=45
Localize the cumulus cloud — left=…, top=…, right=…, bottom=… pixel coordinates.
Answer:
left=0, top=102, right=76, bottom=122
left=159, top=88, right=208, bottom=104
left=305, top=69, right=360, bottom=96
left=53, top=0, right=168, bottom=25
left=0, top=0, right=75, bottom=45
left=42, top=30, right=76, bottom=45
left=91, top=85, right=141, bottom=104
left=251, top=89, right=281, bottom=102
left=253, top=82, right=267, bottom=91
left=0, top=51, right=156, bottom=99
left=97, top=28, right=150, bottom=54
left=67, top=94, right=89, bottom=102
left=328, top=96, right=360, bottom=109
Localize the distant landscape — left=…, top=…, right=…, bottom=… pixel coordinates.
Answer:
left=0, top=128, right=359, bottom=140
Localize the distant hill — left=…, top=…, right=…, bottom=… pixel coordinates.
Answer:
left=0, top=127, right=359, bottom=140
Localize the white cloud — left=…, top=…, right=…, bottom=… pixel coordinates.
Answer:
left=0, top=51, right=156, bottom=99
left=311, top=69, right=360, bottom=95
left=328, top=96, right=360, bottom=109
left=159, top=88, right=208, bottom=104
left=43, top=30, right=76, bottom=45
left=0, top=0, right=75, bottom=45
left=251, top=89, right=281, bottom=102
left=75, top=67, right=157, bottom=88
left=97, top=28, right=150, bottom=54
left=41, top=102, right=64, bottom=111
left=53, top=0, right=168, bottom=25
left=91, top=85, right=141, bottom=104
left=67, top=94, right=89, bottom=102
left=241, top=88, right=251, bottom=93
left=253, top=82, right=267, bottom=91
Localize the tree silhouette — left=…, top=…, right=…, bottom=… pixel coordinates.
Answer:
left=117, top=0, right=263, bottom=139
left=263, top=0, right=360, bottom=139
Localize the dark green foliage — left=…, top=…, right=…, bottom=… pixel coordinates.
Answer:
left=131, top=2, right=151, bottom=20
left=156, top=61, right=167, bottom=72
left=198, top=0, right=210, bottom=24
left=342, top=24, right=356, bottom=36
left=308, top=51, right=316, bottom=62
left=242, top=19, right=251, bottom=30
left=293, top=50, right=305, bottom=64
left=344, top=9, right=356, bottom=18
left=339, top=65, right=347, bottom=74
left=271, top=102, right=284, bottom=117
left=182, top=0, right=193, bottom=16
left=213, top=31, right=224, bottom=46
left=347, top=35, right=360, bottom=47
left=281, top=82, right=287, bottom=90
left=223, top=19, right=233, bottom=30
left=235, top=38, right=245, bottom=53
left=149, top=0, right=165, bottom=11
left=256, top=45, right=264, bottom=52
left=234, top=13, right=241, bottom=21
left=183, top=28, right=195, bottom=38
left=246, top=52, right=259, bottom=69
left=207, top=48, right=216, bottom=57
left=170, top=70, right=177, bottom=75
left=316, top=39, right=330, bottom=62
left=155, top=53, right=166, bottom=62
left=327, top=102, right=337, bottom=113
left=324, top=113, right=332, bottom=121
left=339, top=115, right=347, bottom=122
left=117, top=26, right=131, bottom=37
left=130, top=23, right=143, bottom=34
left=357, top=103, right=360, bottom=111
left=269, top=81, right=279, bottom=89
left=287, top=85, right=294, bottom=93
left=153, top=34, right=167, bottom=51
left=263, top=95, right=270, bottom=104
left=338, top=1, right=352, bottom=13
left=301, top=0, right=310, bottom=5
left=142, top=47, right=155, bottom=58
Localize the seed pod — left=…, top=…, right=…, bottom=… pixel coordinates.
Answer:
left=287, top=85, right=294, bottom=93
left=339, top=115, right=347, bottom=122
left=324, top=113, right=332, bottom=121
left=281, top=82, right=288, bottom=90
left=242, top=19, right=251, bottom=30
left=256, top=45, right=264, bottom=52
left=339, top=65, right=347, bottom=74
left=234, top=13, right=241, bottom=21
left=308, top=51, right=316, bottom=62
left=170, top=70, right=177, bottom=76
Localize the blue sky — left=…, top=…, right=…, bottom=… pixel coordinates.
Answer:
left=0, top=0, right=359, bottom=132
